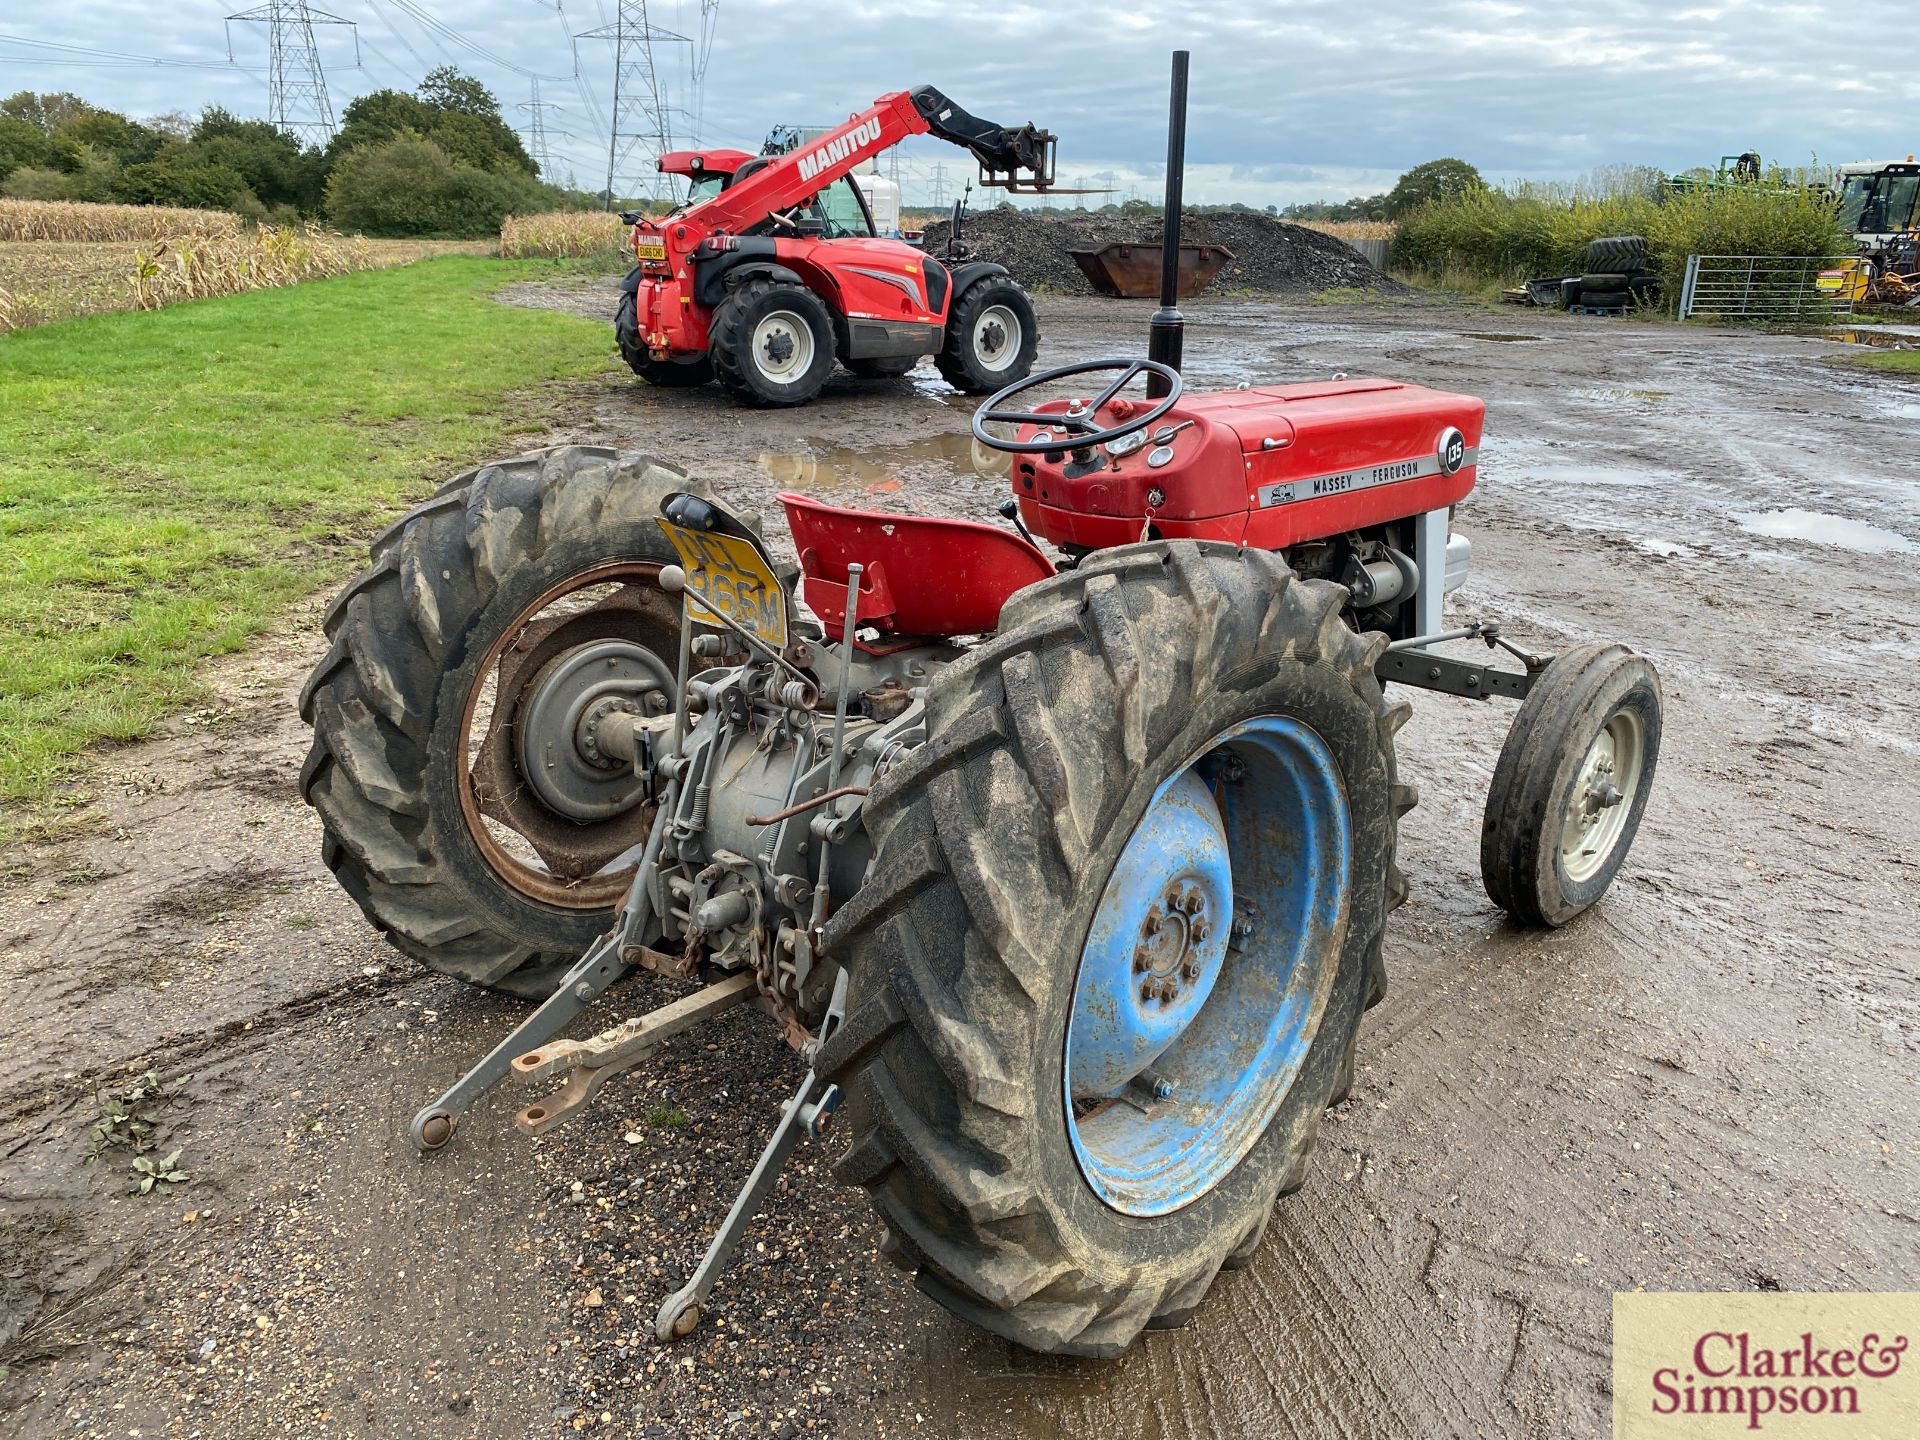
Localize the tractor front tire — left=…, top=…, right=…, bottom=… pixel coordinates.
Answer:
left=818, top=543, right=1411, bottom=1356
left=615, top=290, right=714, bottom=387
left=1481, top=642, right=1661, bottom=927
left=710, top=279, right=837, bottom=407
left=299, top=447, right=696, bottom=998
left=935, top=276, right=1039, bottom=393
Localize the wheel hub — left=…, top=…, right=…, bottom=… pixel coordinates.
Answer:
left=973, top=305, right=1019, bottom=371
left=752, top=311, right=813, bottom=381
left=1068, top=770, right=1231, bottom=1098
left=1132, top=882, right=1215, bottom=1003
left=1559, top=713, right=1643, bottom=883
left=515, top=638, right=671, bottom=823
left=1063, top=719, right=1353, bottom=1217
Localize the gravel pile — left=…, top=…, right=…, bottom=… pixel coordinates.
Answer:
left=922, top=208, right=1397, bottom=295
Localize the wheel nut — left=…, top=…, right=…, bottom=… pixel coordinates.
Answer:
left=1189, top=917, right=1210, bottom=944
left=1141, top=981, right=1155, bottom=1002
left=1133, top=946, right=1152, bottom=973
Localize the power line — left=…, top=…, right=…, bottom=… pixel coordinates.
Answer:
left=0, top=33, right=256, bottom=71
left=385, top=0, right=568, bottom=80
left=363, top=0, right=435, bottom=77
left=226, top=3, right=359, bottom=143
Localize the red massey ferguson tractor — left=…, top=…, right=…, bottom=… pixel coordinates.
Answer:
left=613, top=86, right=1060, bottom=406
left=301, top=57, right=1661, bottom=1357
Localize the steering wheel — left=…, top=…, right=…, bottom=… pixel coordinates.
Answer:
left=972, top=358, right=1183, bottom=455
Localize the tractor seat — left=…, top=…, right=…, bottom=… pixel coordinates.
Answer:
left=778, top=491, right=1055, bottom=639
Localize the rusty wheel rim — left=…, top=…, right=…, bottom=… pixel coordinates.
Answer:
left=455, top=560, right=676, bottom=910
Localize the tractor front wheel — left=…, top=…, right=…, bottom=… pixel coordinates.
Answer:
left=818, top=543, right=1411, bottom=1355
left=935, top=277, right=1039, bottom=393
left=1480, top=642, right=1662, bottom=926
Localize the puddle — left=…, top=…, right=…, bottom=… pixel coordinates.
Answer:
left=1463, top=332, right=1545, bottom=343
left=1568, top=386, right=1670, bottom=404
left=1735, top=508, right=1917, bottom=555
left=1881, top=401, right=1920, bottom=420
left=760, top=431, right=1009, bottom=495
left=1503, top=463, right=1665, bottom=489
left=1824, top=329, right=1918, bottom=350
left=1627, top=536, right=1696, bottom=559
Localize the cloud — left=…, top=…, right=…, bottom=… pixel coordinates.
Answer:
left=3, top=0, right=1912, bottom=204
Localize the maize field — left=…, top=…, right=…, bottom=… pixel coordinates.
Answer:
left=0, top=197, right=243, bottom=244
left=500, top=209, right=629, bottom=260
left=0, top=207, right=490, bottom=334
left=1295, top=220, right=1397, bottom=243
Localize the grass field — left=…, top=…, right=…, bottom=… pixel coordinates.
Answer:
left=0, top=235, right=493, bottom=331
left=0, top=255, right=613, bottom=827
left=1837, top=347, right=1920, bottom=375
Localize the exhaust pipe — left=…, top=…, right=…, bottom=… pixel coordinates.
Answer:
left=1147, top=49, right=1189, bottom=398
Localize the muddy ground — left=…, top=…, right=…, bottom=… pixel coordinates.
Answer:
left=2, top=279, right=1917, bottom=1439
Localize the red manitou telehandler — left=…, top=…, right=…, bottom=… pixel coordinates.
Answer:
left=614, top=86, right=1062, bottom=407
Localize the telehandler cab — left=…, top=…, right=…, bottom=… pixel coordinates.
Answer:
left=614, top=85, right=1061, bottom=406
left=302, top=54, right=1662, bottom=1356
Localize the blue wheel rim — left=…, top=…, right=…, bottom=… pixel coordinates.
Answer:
left=1063, top=716, right=1352, bottom=1217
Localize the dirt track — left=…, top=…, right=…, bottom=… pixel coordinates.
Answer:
left=2, top=282, right=1917, bottom=1439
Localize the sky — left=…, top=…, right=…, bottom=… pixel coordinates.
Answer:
left=3, top=0, right=1916, bottom=207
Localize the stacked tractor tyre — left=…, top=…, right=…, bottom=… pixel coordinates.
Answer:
left=1566, top=235, right=1662, bottom=313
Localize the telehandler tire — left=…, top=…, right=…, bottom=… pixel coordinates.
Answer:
left=299, top=447, right=697, bottom=998
left=818, top=543, right=1412, bottom=1356
left=935, top=276, right=1039, bottom=393
left=616, top=292, right=714, bottom=387
left=710, top=279, right=837, bottom=407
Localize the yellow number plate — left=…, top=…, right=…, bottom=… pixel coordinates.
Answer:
left=634, top=234, right=666, bottom=263
left=656, top=520, right=789, bottom=650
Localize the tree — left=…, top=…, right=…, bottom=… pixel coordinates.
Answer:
left=0, top=115, right=56, bottom=183
left=418, top=66, right=500, bottom=122
left=190, top=108, right=313, bottom=208
left=1385, top=158, right=1483, bottom=217
left=324, top=132, right=548, bottom=236
left=1, top=166, right=71, bottom=200
left=328, top=75, right=532, bottom=177
left=1, top=90, right=94, bottom=134
left=114, top=155, right=250, bottom=209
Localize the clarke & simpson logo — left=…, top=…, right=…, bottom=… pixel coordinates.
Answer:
left=1615, top=1294, right=1920, bottom=1439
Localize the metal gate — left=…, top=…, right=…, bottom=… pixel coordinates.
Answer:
left=1678, top=254, right=1857, bottom=320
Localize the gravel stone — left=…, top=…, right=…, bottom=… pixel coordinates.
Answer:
left=921, top=207, right=1398, bottom=295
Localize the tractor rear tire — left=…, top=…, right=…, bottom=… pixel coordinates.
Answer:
left=1481, top=642, right=1661, bottom=927
left=1585, top=235, right=1648, bottom=274
left=935, top=276, right=1039, bottom=394
left=710, top=279, right=837, bottom=407
left=299, top=446, right=696, bottom=998
left=845, top=355, right=920, bottom=380
left=817, top=543, right=1411, bottom=1356
left=615, top=291, right=713, bottom=387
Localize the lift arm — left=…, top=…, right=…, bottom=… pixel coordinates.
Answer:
left=686, top=87, right=1057, bottom=238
